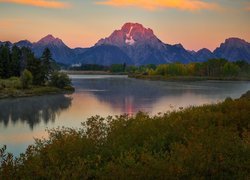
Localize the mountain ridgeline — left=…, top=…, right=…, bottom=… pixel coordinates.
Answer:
left=1, top=23, right=250, bottom=65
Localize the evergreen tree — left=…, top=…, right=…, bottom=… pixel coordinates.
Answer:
left=0, top=46, right=64, bottom=86
left=20, top=47, right=32, bottom=73
left=26, top=56, right=44, bottom=85
left=10, top=45, right=21, bottom=77
left=41, top=48, right=54, bottom=81
left=0, top=45, right=3, bottom=78
left=0, top=44, right=11, bottom=78
left=23, top=48, right=45, bottom=85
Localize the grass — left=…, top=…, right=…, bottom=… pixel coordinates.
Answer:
left=0, top=77, right=74, bottom=99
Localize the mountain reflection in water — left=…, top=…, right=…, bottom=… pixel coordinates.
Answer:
left=72, top=77, right=250, bottom=115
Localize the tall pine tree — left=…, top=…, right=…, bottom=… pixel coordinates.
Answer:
left=0, top=45, right=3, bottom=78
left=10, top=45, right=21, bottom=77
left=0, top=44, right=11, bottom=78
left=41, top=48, right=53, bottom=81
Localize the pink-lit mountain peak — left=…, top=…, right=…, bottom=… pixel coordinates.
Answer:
left=96, top=22, right=158, bottom=47
left=121, top=22, right=154, bottom=36
left=36, top=34, right=65, bottom=46
left=38, top=34, right=56, bottom=43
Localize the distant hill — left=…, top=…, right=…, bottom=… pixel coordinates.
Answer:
left=0, top=35, right=84, bottom=65
left=15, top=40, right=33, bottom=48
left=32, top=35, right=76, bottom=64
left=77, top=45, right=133, bottom=66
left=194, top=48, right=216, bottom=62
left=1, top=23, right=250, bottom=65
left=214, top=38, right=250, bottom=62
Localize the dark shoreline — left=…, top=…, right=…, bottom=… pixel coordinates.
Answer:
left=63, top=70, right=127, bottom=75
left=0, top=86, right=75, bottom=100
left=63, top=71, right=250, bottom=81
left=129, top=74, right=250, bottom=82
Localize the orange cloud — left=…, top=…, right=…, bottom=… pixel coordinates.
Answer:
left=96, top=0, right=219, bottom=11
left=246, top=3, right=250, bottom=11
left=0, top=0, right=69, bottom=8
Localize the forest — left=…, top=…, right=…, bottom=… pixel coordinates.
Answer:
left=69, top=59, right=250, bottom=80
left=126, top=59, right=250, bottom=81
left=0, top=91, right=249, bottom=179
left=69, top=63, right=127, bottom=73
left=0, top=44, right=73, bottom=98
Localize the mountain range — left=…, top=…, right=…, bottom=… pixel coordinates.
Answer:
left=1, top=23, right=250, bottom=65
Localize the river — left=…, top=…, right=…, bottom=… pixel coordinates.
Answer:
left=1, top=75, right=250, bottom=156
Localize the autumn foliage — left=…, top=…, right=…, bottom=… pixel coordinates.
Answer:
left=1, top=91, right=250, bottom=179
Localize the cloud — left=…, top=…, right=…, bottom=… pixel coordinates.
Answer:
left=95, top=0, right=219, bottom=11
left=0, top=0, right=70, bottom=9
left=245, top=3, right=250, bottom=11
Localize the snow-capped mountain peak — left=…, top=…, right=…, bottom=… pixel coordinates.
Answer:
left=125, top=26, right=136, bottom=45
left=96, top=22, right=158, bottom=47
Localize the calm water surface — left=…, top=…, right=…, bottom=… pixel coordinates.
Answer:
left=1, top=75, right=250, bottom=156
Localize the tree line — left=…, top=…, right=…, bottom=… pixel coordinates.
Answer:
left=69, top=59, right=250, bottom=78
left=132, top=59, right=250, bottom=77
left=0, top=44, right=71, bottom=89
left=69, top=63, right=127, bottom=73
left=0, top=44, right=56, bottom=84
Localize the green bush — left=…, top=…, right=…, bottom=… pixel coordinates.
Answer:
left=0, top=77, right=21, bottom=89
left=31, top=86, right=61, bottom=95
left=50, top=72, right=71, bottom=89
left=63, top=85, right=75, bottom=91
left=20, top=69, right=33, bottom=89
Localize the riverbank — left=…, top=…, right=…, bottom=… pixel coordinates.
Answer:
left=63, top=70, right=127, bottom=75
left=0, top=85, right=74, bottom=99
left=129, top=74, right=250, bottom=81
left=1, top=91, right=249, bottom=179
left=0, top=77, right=74, bottom=99
left=0, top=72, right=75, bottom=99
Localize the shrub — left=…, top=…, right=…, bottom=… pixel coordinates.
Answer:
left=0, top=77, right=22, bottom=89
left=241, top=90, right=250, bottom=99
left=50, top=72, right=71, bottom=89
left=0, top=93, right=250, bottom=179
left=63, top=85, right=75, bottom=91
left=20, top=69, right=33, bottom=89
left=8, top=77, right=22, bottom=89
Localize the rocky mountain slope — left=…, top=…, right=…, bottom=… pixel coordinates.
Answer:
left=95, top=23, right=195, bottom=65
left=1, top=23, right=250, bottom=65
left=214, top=38, right=250, bottom=62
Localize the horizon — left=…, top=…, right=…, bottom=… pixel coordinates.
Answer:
left=0, top=0, right=250, bottom=51
left=0, top=23, right=249, bottom=52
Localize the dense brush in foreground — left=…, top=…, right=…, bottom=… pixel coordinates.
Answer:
left=1, top=91, right=250, bottom=179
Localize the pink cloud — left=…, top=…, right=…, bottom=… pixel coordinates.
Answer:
left=0, top=0, right=70, bottom=9
left=96, top=0, right=219, bottom=11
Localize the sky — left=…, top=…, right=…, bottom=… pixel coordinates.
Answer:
left=0, top=0, right=249, bottom=51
